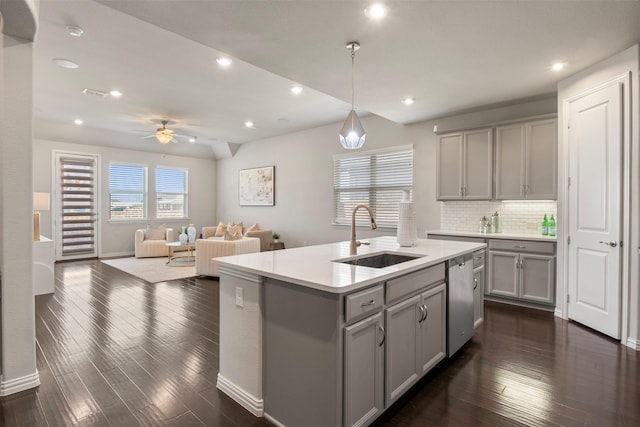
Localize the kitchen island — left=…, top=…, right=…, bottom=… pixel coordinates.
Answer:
left=214, top=236, right=485, bottom=427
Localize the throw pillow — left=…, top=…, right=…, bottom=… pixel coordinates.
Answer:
left=145, top=224, right=166, bottom=240
left=215, top=221, right=227, bottom=237
left=229, top=222, right=243, bottom=237
left=247, top=223, right=261, bottom=232
left=223, top=230, right=242, bottom=241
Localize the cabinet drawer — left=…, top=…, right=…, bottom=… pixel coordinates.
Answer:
left=345, top=285, right=384, bottom=324
left=472, top=250, right=485, bottom=268
left=488, top=239, right=555, bottom=255
left=386, top=263, right=445, bottom=304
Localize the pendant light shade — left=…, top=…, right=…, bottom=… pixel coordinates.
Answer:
left=340, top=42, right=365, bottom=149
left=156, top=129, right=174, bottom=144
left=339, top=109, right=366, bottom=149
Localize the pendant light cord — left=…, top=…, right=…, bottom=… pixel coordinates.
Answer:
left=351, top=46, right=355, bottom=110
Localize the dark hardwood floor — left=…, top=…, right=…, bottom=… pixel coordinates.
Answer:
left=1, top=259, right=638, bottom=426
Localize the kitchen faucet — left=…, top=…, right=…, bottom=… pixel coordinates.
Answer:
left=351, top=204, right=377, bottom=255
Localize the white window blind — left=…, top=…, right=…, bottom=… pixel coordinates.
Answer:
left=333, top=145, right=413, bottom=228
left=156, top=167, right=188, bottom=219
left=109, top=163, right=147, bottom=220
left=60, top=157, right=96, bottom=255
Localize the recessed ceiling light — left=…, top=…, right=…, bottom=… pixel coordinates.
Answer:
left=244, top=121, right=255, bottom=128
left=551, top=62, right=566, bottom=72
left=65, top=25, right=84, bottom=37
left=365, top=3, right=387, bottom=20
left=216, top=57, right=232, bottom=67
left=188, top=137, right=197, bottom=143
left=290, top=85, right=303, bottom=95
left=402, top=97, right=415, bottom=105
left=53, top=58, right=79, bottom=69
left=74, top=119, right=83, bottom=125
left=109, top=90, right=123, bottom=98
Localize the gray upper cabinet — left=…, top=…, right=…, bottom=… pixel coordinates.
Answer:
left=496, top=119, right=557, bottom=200
left=437, top=128, right=493, bottom=200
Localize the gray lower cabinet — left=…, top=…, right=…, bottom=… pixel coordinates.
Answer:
left=487, top=239, right=556, bottom=306
left=384, top=283, right=446, bottom=406
left=344, top=312, right=384, bottom=427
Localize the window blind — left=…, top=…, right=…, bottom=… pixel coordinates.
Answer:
left=333, top=145, right=413, bottom=228
left=109, top=163, right=147, bottom=220
left=60, top=157, right=96, bottom=255
left=156, top=167, right=188, bottom=218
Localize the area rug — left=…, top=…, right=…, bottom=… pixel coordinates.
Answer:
left=101, top=256, right=198, bottom=283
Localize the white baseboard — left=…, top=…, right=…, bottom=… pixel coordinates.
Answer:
left=0, top=371, right=40, bottom=396
left=216, top=373, right=264, bottom=417
left=625, top=337, right=640, bottom=351
left=554, top=308, right=565, bottom=319
left=100, top=251, right=134, bottom=259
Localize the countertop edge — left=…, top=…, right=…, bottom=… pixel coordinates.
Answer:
left=427, top=230, right=557, bottom=242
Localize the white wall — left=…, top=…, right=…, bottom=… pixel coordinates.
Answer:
left=557, top=45, right=639, bottom=349
left=34, top=139, right=217, bottom=257
left=216, top=97, right=557, bottom=248
left=1, top=18, right=40, bottom=394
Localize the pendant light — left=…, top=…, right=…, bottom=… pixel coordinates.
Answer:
left=339, top=42, right=366, bottom=149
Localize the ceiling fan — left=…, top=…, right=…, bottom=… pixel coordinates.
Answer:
left=140, top=120, right=194, bottom=144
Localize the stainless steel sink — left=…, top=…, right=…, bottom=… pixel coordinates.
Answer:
left=337, top=252, right=424, bottom=268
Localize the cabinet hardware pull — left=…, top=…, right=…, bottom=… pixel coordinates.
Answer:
left=515, top=258, right=519, bottom=269
left=514, top=245, right=526, bottom=249
left=423, top=305, right=429, bottom=321
left=458, top=262, right=466, bottom=268
left=378, top=324, right=385, bottom=347
left=473, top=278, right=478, bottom=290
left=474, top=256, right=483, bottom=261
left=418, top=305, right=426, bottom=323
left=520, top=259, right=525, bottom=269
left=599, top=240, right=618, bottom=248
left=360, top=299, right=376, bottom=307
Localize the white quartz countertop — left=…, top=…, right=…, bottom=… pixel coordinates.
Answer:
left=427, top=230, right=557, bottom=242
left=214, top=236, right=485, bottom=294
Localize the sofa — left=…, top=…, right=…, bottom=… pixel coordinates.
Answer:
left=201, top=225, right=273, bottom=252
left=195, top=236, right=261, bottom=276
left=134, top=227, right=174, bottom=258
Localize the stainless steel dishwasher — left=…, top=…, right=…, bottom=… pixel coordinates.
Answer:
left=447, top=253, right=474, bottom=356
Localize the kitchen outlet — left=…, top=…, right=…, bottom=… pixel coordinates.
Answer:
left=235, top=286, right=244, bottom=307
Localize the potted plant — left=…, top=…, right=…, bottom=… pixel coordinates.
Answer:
left=272, top=232, right=280, bottom=243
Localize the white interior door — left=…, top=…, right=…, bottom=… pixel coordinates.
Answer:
left=54, top=152, right=99, bottom=260
left=567, top=82, right=622, bottom=339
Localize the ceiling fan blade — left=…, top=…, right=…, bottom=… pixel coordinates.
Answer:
left=140, top=135, right=156, bottom=139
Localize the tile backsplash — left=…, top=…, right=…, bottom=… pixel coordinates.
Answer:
left=440, top=201, right=557, bottom=234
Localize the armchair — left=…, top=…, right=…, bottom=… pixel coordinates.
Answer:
left=134, top=227, right=174, bottom=258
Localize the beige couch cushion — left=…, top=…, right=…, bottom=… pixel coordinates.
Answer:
left=145, top=224, right=166, bottom=240
left=195, top=236, right=260, bottom=276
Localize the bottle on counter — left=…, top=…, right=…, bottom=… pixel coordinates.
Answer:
left=548, top=215, right=556, bottom=237
left=491, top=211, right=501, bottom=233
left=541, top=214, right=549, bottom=236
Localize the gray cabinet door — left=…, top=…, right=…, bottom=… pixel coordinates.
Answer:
left=344, top=312, right=384, bottom=427
left=436, top=132, right=463, bottom=200
left=473, top=266, right=484, bottom=326
left=495, top=123, right=526, bottom=200
left=463, top=128, right=494, bottom=200
left=519, top=254, right=555, bottom=305
left=525, top=119, right=557, bottom=200
left=384, top=294, right=421, bottom=406
left=487, top=250, right=518, bottom=297
left=419, top=284, right=446, bottom=375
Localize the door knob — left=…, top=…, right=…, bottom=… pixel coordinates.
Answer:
left=599, top=240, right=617, bottom=247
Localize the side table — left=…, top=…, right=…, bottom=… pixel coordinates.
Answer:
left=269, top=241, right=285, bottom=251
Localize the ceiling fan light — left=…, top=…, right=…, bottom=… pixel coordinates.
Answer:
left=339, top=110, right=366, bottom=149
left=156, top=129, right=173, bottom=144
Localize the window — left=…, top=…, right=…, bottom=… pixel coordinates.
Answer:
left=333, top=145, right=413, bottom=228
left=109, top=163, right=147, bottom=220
left=156, top=167, right=188, bottom=218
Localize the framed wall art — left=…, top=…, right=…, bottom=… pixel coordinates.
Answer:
left=239, top=165, right=275, bottom=206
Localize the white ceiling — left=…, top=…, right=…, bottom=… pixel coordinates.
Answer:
left=34, top=1, right=640, bottom=159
